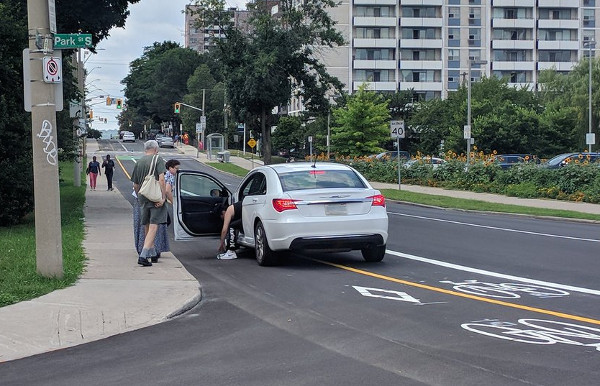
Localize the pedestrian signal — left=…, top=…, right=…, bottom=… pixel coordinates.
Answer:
left=116, top=99, right=123, bottom=109
left=174, top=102, right=181, bottom=114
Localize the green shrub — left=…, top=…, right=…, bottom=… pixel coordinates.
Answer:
left=504, top=182, right=539, bottom=198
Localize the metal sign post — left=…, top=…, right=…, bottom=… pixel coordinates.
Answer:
left=390, top=120, right=405, bottom=190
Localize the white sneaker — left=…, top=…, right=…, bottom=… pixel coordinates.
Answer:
left=217, top=250, right=237, bottom=260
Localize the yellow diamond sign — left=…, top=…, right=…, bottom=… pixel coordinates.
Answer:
left=247, top=138, right=256, bottom=148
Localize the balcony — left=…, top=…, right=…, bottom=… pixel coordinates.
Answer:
left=537, top=62, right=577, bottom=71
left=538, top=0, right=577, bottom=7
left=493, top=0, right=534, bottom=6
left=400, top=17, right=443, bottom=28
left=399, top=81, right=443, bottom=92
left=353, top=60, right=397, bottom=70
left=353, top=17, right=397, bottom=27
left=353, top=0, right=396, bottom=5
left=354, top=38, right=397, bottom=48
left=538, top=19, right=579, bottom=29
left=537, top=40, right=579, bottom=50
left=399, top=38, right=443, bottom=49
left=492, top=40, right=535, bottom=50
left=398, top=60, right=443, bottom=70
left=492, top=61, right=535, bottom=71
left=400, top=0, right=442, bottom=5
left=492, top=18, right=535, bottom=29
left=353, top=81, right=397, bottom=91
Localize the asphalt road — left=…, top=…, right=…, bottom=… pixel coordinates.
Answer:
left=1, top=139, right=599, bottom=385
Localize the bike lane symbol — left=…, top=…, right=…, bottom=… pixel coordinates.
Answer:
left=353, top=286, right=422, bottom=304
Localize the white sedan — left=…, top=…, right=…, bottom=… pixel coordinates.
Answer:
left=174, top=163, right=389, bottom=266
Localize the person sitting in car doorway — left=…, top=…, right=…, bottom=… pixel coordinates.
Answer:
left=217, top=201, right=243, bottom=260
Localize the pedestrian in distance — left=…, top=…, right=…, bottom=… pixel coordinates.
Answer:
left=87, top=156, right=101, bottom=191
left=130, top=140, right=167, bottom=267
left=102, top=154, right=115, bottom=191
left=217, top=201, right=243, bottom=260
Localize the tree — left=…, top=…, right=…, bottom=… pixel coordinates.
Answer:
left=272, top=116, right=305, bottom=155
left=193, top=0, right=345, bottom=164
left=331, top=85, right=391, bottom=157
left=0, top=0, right=141, bottom=226
left=121, top=42, right=202, bottom=132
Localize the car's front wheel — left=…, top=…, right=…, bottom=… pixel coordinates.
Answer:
left=361, top=245, right=386, bottom=262
left=254, top=221, right=278, bottom=266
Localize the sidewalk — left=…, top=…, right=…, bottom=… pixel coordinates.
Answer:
left=0, top=140, right=200, bottom=363
left=177, top=144, right=600, bottom=216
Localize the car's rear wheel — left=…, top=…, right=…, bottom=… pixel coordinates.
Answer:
left=255, top=221, right=278, bottom=266
left=361, top=244, right=386, bottom=262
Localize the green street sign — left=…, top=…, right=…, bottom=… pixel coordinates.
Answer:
left=54, top=33, right=92, bottom=49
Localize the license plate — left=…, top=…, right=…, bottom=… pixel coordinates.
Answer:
left=325, top=203, right=347, bottom=215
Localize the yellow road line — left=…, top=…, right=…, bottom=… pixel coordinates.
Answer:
left=315, top=259, right=600, bottom=326
left=115, top=156, right=131, bottom=180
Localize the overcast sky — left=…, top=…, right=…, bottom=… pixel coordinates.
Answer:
left=84, top=0, right=245, bottom=131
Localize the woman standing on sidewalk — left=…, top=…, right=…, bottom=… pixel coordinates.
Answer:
left=87, top=156, right=101, bottom=190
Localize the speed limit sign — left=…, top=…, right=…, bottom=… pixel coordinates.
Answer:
left=390, top=120, right=405, bottom=139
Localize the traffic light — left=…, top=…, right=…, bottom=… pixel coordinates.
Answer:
left=174, top=102, right=181, bottom=114
left=106, top=97, right=112, bottom=106
left=116, top=99, right=123, bottom=109
left=87, top=110, right=93, bottom=119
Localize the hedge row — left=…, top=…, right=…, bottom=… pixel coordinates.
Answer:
left=342, top=159, right=600, bottom=204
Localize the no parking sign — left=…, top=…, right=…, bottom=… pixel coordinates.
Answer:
left=43, top=56, right=62, bottom=83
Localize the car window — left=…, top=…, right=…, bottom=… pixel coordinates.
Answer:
left=279, top=169, right=366, bottom=191
left=240, top=173, right=267, bottom=198
left=179, top=173, right=223, bottom=197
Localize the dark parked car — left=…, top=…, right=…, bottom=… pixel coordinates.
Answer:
left=492, top=154, right=538, bottom=169
left=543, top=152, right=600, bottom=169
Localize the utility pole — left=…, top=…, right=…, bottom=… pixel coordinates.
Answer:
left=26, top=0, right=63, bottom=278
left=201, top=89, right=206, bottom=152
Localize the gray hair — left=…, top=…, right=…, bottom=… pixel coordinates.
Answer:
left=144, top=140, right=159, bottom=151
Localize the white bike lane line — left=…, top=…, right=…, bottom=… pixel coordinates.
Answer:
left=312, top=257, right=600, bottom=327
left=390, top=212, right=600, bottom=243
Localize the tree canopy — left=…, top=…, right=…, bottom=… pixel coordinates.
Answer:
left=192, top=0, right=345, bottom=164
left=0, top=0, right=140, bottom=226
left=331, top=85, right=391, bottom=157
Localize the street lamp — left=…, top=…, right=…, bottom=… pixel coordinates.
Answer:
left=584, top=40, right=596, bottom=152
left=466, top=60, right=487, bottom=165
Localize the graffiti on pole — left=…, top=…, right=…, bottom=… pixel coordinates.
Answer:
left=38, top=120, right=58, bottom=165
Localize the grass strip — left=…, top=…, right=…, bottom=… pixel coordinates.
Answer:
left=0, top=162, right=86, bottom=307
left=382, top=189, right=600, bottom=221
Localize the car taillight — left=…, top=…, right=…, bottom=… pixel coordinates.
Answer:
left=273, top=198, right=299, bottom=212
left=369, top=194, right=386, bottom=207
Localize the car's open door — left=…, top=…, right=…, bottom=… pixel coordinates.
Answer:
left=174, top=170, right=231, bottom=240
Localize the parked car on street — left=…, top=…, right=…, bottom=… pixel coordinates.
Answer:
left=372, top=150, right=410, bottom=161
left=542, top=152, right=600, bottom=169
left=404, top=157, right=446, bottom=169
left=122, top=131, right=135, bottom=142
left=491, top=154, right=539, bottom=169
left=174, top=162, right=389, bottom=266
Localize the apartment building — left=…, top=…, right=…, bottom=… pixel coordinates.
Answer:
left=184, top=5, right=250, bottom=53
left=317, top=0, right=600, bottom=101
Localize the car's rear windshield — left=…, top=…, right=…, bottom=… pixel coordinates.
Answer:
left=278, top=169, right=367, bottom=191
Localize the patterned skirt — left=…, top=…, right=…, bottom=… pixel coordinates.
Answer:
left=133, top=198, right=170, bottom=255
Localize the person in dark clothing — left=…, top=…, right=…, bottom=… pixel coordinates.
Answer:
left=102, top=154, right=115, bottom=191
left=217, top=200, right=243, bottom=260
